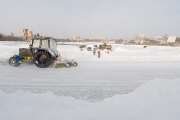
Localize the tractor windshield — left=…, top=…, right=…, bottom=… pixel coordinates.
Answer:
left=32, top=39, right=49, bottom=48
left=41, top=39, right=49, bottom=48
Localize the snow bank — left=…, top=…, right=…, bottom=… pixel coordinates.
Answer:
left=0, top=79, right=179, bottom=120
left=114, top=47, right=131, bottom=52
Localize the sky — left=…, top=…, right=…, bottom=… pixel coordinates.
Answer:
left=0, top=0, right=180, bottom=39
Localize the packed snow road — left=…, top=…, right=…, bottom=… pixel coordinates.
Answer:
left=0, top=41, right=180, bottom=102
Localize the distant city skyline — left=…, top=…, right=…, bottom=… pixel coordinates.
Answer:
left=0, top=0, right=180, bottom=39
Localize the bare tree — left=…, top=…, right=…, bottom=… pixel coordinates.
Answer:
left=0, top=33, right=4, bottom=40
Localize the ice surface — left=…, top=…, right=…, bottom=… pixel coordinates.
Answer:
left=0, top=41, right=180, bottom=119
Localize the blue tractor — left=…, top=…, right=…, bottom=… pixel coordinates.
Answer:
left=9, top=36, right=70, bottom=68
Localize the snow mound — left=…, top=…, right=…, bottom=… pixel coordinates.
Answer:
left=114, top=47, right=129, bottom=52
left=0, top=78, right=180, bottom=120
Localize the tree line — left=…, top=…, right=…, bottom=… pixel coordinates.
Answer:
left=0, top=33, right=23, bottom=41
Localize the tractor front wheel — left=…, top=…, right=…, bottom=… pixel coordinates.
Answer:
left=33, top=51, right=51, bottom=68
left=9, top=57, right=20, bottom=67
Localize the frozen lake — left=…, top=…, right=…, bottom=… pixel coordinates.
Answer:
left=0, top=41, right=180, bottom=120
left=1, top=42, right=180, bottom=102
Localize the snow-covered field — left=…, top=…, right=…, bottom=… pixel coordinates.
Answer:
left=0, top=41, right=180, bottom=120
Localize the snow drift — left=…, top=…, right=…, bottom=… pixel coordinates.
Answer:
left=0, top=79, right=179, bottom=120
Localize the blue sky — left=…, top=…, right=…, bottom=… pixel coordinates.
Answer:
left=0, top=0, right=180, bottom=39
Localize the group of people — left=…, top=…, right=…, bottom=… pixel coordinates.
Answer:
left=93, top=49, right=101, bottom=58
left=93, top=49, right=110, bottom=58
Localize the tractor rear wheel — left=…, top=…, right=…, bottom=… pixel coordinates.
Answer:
left=9, top=57, right=20, bottom=67
left=33, top=51, right=51, bottom=68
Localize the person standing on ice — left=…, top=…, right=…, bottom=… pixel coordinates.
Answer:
left=93, top=49, right=96, bottom=55
left=98, top=50, right=101, bottom=58
left=106, top=50, right=109, bottom=54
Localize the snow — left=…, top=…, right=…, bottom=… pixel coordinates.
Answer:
left=0, top=41, right=180, bottom=120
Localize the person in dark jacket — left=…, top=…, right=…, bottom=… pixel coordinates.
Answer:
left=93, top=49, right=96, bottom=55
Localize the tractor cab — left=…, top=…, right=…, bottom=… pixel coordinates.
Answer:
left=30, top=37, right=57, bottom=49
left=28, top=37, right=60, bottom=57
